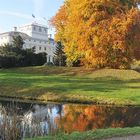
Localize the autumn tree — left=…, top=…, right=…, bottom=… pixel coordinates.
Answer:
left=51, top=0, right=140, bottom=68
left=55, top=104, right=140, bottom=133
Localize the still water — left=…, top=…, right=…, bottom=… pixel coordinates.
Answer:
left=0, top=100, right=140, bottom=139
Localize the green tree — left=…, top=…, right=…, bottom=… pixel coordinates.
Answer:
left=0, top=44, right=15, bottom=56
left=0, top=36, right=46, bottom=68
left=12, top=35, right=24, bottom=49
left=54, top=41, right=66, bottom=66
left=0, top=44, right=18, bottom=68
left=12, top=35, right=25, bottom=55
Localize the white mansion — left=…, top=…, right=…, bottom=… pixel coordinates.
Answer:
left=0, top=23, right=56, bottom=63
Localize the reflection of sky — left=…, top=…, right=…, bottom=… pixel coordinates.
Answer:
left=0, top=105, right=3, bottom=123
left=23, top=104, right=60, bottom=121
left=22, top=104, right=61, bottom=136
left=0, top=102, right=64, bottom=138
left=0, top=102, right=140, bottom=138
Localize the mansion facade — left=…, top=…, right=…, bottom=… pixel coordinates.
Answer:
left=0, top=23, right=56, bottom=63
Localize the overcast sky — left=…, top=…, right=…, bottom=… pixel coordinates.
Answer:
left=0, top=0, right=64, bottom=34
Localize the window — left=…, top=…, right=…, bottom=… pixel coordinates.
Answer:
left=44, top=47, right=46, bottom=51
left=39, top=47, right=41, bottom=50
left=53, top=57, right=55, bottom=63
left=39, top=27, right=42, bottom=32
left=33, top=46, right=36, bottom=50
left=44, top=28, right=47, bottom=32
left=48, top=56, right=50, bottom=62
left=33, top=26, right=36, bottom=31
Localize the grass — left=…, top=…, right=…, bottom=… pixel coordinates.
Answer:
left=0, top=66, right=140, bottom=105
left=25, top=127, right=140, bottom=140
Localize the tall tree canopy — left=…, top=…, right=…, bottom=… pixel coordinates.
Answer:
left=51, top=0, right=140, bottom=68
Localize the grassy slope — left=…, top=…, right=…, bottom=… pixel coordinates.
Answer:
left=0, top=66, right=140, bottom=105
left=26, top=127, right=140, bottom=140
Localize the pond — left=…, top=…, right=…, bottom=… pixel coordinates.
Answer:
left=0, top=100, right=140, bottom=139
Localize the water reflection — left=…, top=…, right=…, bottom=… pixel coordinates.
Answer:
left=0, top=101, right=140, bottom=139
left=22, top=104, right=60, bottom=137
left=55, top=105, right=140, bottom=132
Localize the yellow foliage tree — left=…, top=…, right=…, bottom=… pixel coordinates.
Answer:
left=51, top=0, right=140, bottom=68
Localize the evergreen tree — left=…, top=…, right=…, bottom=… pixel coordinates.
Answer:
left=12, top=35, right=24, bottom=49
left=54, top=41, right=66, bottom=66
left=12, top=35, right=25, bottom=55
left=0, top=36, right=46, bottom=68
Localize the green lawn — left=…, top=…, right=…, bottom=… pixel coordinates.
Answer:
left=26, top=127, right=140, bottom=140
left=0, top=66, right=140, bottom=105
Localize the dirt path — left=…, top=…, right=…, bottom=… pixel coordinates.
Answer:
left=104, top=135, right=140, bottom=140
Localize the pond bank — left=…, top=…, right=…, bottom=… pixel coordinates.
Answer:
left=0, top=66, right=140, bottom=106
left=106, top=135, right=140, bottom=140
left=0, top=96, right=140, bottom=107
left=0, top=97, right=140, bottom=140
left=25, top=127, right=140, bottom=140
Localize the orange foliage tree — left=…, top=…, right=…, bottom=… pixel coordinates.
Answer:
left=51, top=0, right=140, bottom=68
left=55, top=105, right=140, bottom=133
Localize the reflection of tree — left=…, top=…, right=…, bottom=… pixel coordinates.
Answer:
left=55, top=105, right=140, bottom=133
left=0, top=102, right=61, bottom=138
left=0, top=100, right=140, bottom=137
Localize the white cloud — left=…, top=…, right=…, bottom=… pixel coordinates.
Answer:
left=0, top=11, right=32, bottom=20
left=32, top=0, right=45, bottom=16
left=0, top=10, right=46, bottom=23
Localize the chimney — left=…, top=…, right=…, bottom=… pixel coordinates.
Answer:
left=13, top=27, right=17, bottom=32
